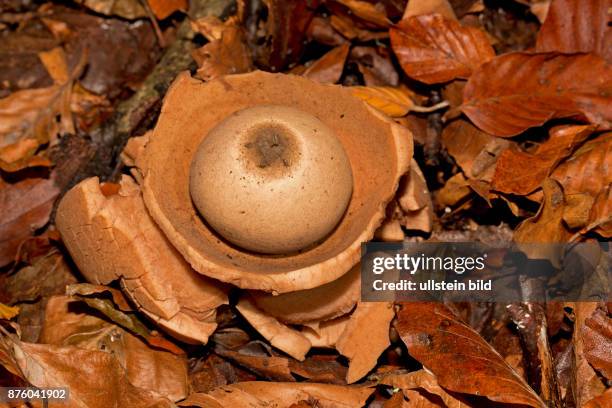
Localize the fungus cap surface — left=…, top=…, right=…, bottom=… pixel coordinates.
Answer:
left=190, top=105, right=353, bottom=254
left=138, top=71, right=412, bottom=293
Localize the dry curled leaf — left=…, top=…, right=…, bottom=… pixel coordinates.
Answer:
left=491, top=125, right=592, bottom=195
left=583, top=306, right=612, bottom=380
left=180, top=381, right=374, bottom=408
left=148, top=0, right=187, bottom=20
left=333, top=0, right=391, bottom=28
left=336, top=302, right=394, bottom=383
left=536, top=0, right=611, bottom=62
left=380, top=369, right=467, bottom=407
left=40, top=295, right=188, bottom=401
left=402, top=0, right=457, bottom=20
left=395, top=302, right=545, bottom=407
left=302, top=43, right=350, bottom=84
left=0, top=303, right=19, bottom=320
left=2, top=335, right=174, bottom=408
left=514, top=179, right=571, bottom=264
left=74, top=0, right=147, bottom=20
left=193, top=21, right=253, bottom=82
left=462, top=52, right=612, bottom=137
left=390, top=14, right=494, bottom=84
left=351, top=86, right=414, bottom=117
left=0, top=177, right=59, bottom=267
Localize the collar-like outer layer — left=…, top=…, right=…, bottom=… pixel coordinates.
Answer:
left=138, top=71, right=412, bottom=293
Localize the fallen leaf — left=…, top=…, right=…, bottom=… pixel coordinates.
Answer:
left=350, top=46, right=399, bottom=87
left=333, top=0, right=391, bottom=28
left=380, top=369, right=468, bottom=407
left=395, top=302, right=545, bottom=407
left=40, top=295, right=188, bottom=401
left=180, top=382, right=374, bottom=408
left=551, top=133, right=611, bottom=197
left=240, top=0, right=317, bottom=71
left=193, top=21, right=253, bottom=81
left=584, top=388, right=612, bottom=408
left=302, top=43, right=350, bottom=84
left=0, top=138, right=52, bottom=172
left=0, top=177, right=59, bottom=267
left=3, top=336, right=173, bottom=408
left=336, top=302, right=394, bottom=383
left=351, top=86, right=414, bottom=117
left=306, top=16, right=347, bottom=46
left=214, top=345, right=295, bottom=382
left=572, top=303, right=607, bottom=407
left=236, top=297, right=311, bottom=361
left=288, top=354, right=348, bottom=384
left=0, top=303, right=19, bottom=320
left=441, top=119, right=511, bottom=183
left=587, top=185, right=612, bottom=237
left=436, top=172, right=472, bottom=207
left=74, top=0, right=147, bottom=20
left=583, top=306, right=612, bottom=380
left=390, top=14, right=494, bottom=84
left=491, top=125, right=592, bottom=195
left=514, top=179, right=571, bottom=264
left=563, top=193, right=596, bottom=229
left=462, top=52, right=612, bottom=137
left=402, top=0, right=457, bottom=20
left=148, top=0, right=187, bottom=20
left=329, top=13, right=389, bottom=42
left=536, top=0, right=611, bottom=62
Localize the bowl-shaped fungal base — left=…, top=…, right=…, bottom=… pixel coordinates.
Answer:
left=138, top=71, right=412, bottom=293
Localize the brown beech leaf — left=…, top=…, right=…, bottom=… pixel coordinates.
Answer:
left=193, top=21, right=253, bottom=82
left=214, top=346, right=295, bottom=382
left=395, top=302, right=545, bottom=407
left=491, top=125, right=592, bottom=195
left=552, top=133, right=611, bottom=197
left=333, top=0, right=391, bottom=28
left=551, top=132, right=611, bottom=236
left=572, top=303, right=607, bottom=407
left=380, top=369, right=467, bottom=407
left=583, top=307, right=612, bottom=380
left=148, top=0, right=187, bottom=20
left=0, top=303, right=19, bottom=320
left=240, top=0, right=318, bottom=71
left=0, top=177, right=59, bottom=267
left=75, top=0, right=147, bottom=19
left=402, top=0, right=457, bottom=20
left=302, top=43, right=350, bottom=84
left=2, top=334, right=174, bottom=408
left=514, top=179, right=571, bottom=264
left=40, top=295, right=188, bottom=401
left=462, top=52, right=612, bottom=137
left=390, top=14, right=494, bottom=84
left=584, top=388, right=612, bottom=408
left=180, top=382, right=374, bottom=408
left=441, top=119, right=511, bottom=195
left=588, top=185, right=612, bottom=237
left=336, top=302, right=395, bottom=383
left=306, top=16, right=348, bottom=46
left=351, top=86, right=415, bottom=117
left=350, top=46, right=399, bottom=87
left=536, top=0, right=611, bottom=62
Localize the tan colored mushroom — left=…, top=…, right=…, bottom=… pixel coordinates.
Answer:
left=136, top=70, right=412, bottom=293
left=56, top=70, right=423, bottom=378
left=55, top=176, right=228, bottom=344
